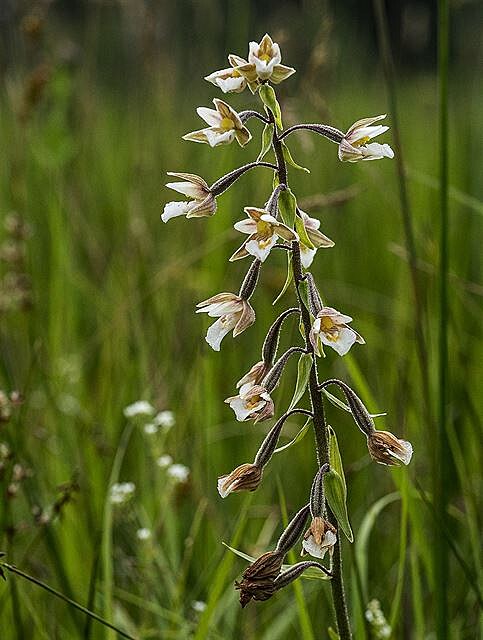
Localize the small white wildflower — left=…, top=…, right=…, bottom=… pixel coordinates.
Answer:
left=183, top=99, right=251, bottom=148
left=156, top=454, right=173, bottom=468
left=191, top=600, right=207, bottom=613
left=309, top=306, right=365, bottom=357
left=123, top=401, right=155, bottom=419
left=143, top=422, right=159, bottom=435
left=167, top=463, right=190, bottom=483
left=338, top=115, right=394, bottom=163
left=110, top=481, right=136, bottom=505
left=154, top=410, right=175, bottom=430
left=365, top=599, right=392, bottom=639
left=136, top=527, right=152, bottom=541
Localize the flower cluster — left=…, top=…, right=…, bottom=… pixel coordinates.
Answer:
left=163, top=33, right=411, bottom=621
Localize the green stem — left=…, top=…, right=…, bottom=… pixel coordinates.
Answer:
left=436, top=1, right=450, bottom=638
left=271, top=119, right=352, bottom=639
left=0, top=562, right=137, bottom=640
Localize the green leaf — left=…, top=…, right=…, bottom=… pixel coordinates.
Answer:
left=325, top=425, right=353, bottom=542
left=272, top=253, right=293, bottom=305
left=322, top=388, right=387, bottom=418
left=295, top=215, right=315, bottom=249
left=288, top=354, right=313, bottom=411
left=273, top=417, right=312, bottom=454
left=222, top=542, right=330, bottom=581
left=282, top=142, right=310, bottom=173
left=257, top=123, right=274, bottom=162
left=259, top=84, right=283, bottom=129
left=278, top=187, right=297, bottom=228
left=297, top=279, right=311, bottom=313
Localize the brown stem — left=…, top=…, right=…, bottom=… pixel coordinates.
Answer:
left=270, top=119, right=352, bottom=639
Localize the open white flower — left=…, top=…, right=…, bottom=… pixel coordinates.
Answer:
left=310, top=306, right=365, bottom=356
left=236, top=360, right=269, bottom=395
left=183, top=98, right=251, bottom=148
left=298, top=209, right=335, bottom=268
left=225, top=384, right=274, bottom=423
left=205, top=56, right=247, bottom=93
left=231, top=34, right=295, bottom=89
left=196, top=293, right=255, bottom=351
left=338, top=115, right=394, bottom=162
left=231, top=207, right=298, bottom=262
left=162, top=172, right=216, bottom=222
left=301, top=517, right=337, bottom=559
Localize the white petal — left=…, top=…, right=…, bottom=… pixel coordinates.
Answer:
left=161, top=201, right=190, bottom=222
left=245, top=236, right=277, bottom=262
left=196, top=107, right=222, bottom=127
left=197, top=300, right=241, bottom=318
left=300, top=246, right=317, bottom=268
left=216, top=76, right=246, bottom=93
left=165, top=181, right=204, bottom=199
left=321, top=327, right=357, bottom=356
left=205, top=316, right=237, bottom=351
left=204, top=128, right=235, bottom=147
left=319, top=307, right=353, bottom=324
left=234, top=219, right=257, bottom=234
left=393, top=440, right=413, bottom=465
left=228, top=396, right=261, bottom=421
left=302, top=535, right=327, bottom=559
left=217, top=476, right=231, bottom=498
left=361, top=142, right=394, bottom=159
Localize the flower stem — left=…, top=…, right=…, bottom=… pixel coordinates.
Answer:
left=271, top=118, right=352, bottom=639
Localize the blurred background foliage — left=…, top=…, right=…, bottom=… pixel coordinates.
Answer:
left=0, top=0, right=481, bottom=638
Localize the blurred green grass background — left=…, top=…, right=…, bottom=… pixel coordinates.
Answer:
left=0, top=1, right=481, bottom=638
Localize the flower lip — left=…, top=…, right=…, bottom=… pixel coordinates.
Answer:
left=310, top=306, right=365, bottom=357
left=301, top=517, right=337, bottom=559
left=339, top=114, right=394, bottom=163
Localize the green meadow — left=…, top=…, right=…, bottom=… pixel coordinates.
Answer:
left=0, top=2, right=481, bottom=638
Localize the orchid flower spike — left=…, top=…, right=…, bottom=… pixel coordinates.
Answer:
left=196, top=293, right=255, bottom=351
left=310, top=306, right=365, bottom=357
left=162, top=173, right=216, bottom=222
left=231, top=206, right=298, bottom=262
left=183, top=98, right=251, bottom=148
left=338, top=115, right=394, bottom=162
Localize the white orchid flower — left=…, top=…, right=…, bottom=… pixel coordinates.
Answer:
left=338, top=115, right=394, bottom=162
left=162, top=172, right=216, bottom=222
left=229, top=35, right=295, bottom=91
left=301, top=517, right=337, bottom=559
left=196, top=292, right=255, bottom=351
left=230, top=207, right=298, bottom=263
left=310, top=306, right=365, bottom=356
left=183, top=98, right=251, bottom=148
left=225, top=384, right=274, bottom=423
left=204, top=56, right=247, bottom=93
left=298, top=209, right=335, bottom=268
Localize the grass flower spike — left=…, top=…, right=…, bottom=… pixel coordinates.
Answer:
left=196, top=292, right=255, bottom=351
left=231, top=207, right=298, bottom=262
left=338, top=114, right=394, bottom=162
left=310, top=306, right=365, bottom=356
left=183, top=98, right=251, bottom=147
left=162, top=172, right=216, bottom=222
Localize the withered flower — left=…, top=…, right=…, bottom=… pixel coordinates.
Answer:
left=235, top=550, right=283, bottom=607
left=367, top=430, right=413, bottom=466
left=225, top=384, right=274, bottom=423
left=217, top=463, right=262, bottom=498
left=301, top=517, right=337, bottom=560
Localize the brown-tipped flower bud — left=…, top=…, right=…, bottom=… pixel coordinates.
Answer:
left=273, top=560, right=331, bottom=591
left=217, top=463, right=262, bottom=498
left=309, top=463, right=329, bottom=518
left=301, top=517, right=337, bottom=559
left=305, top=273, right=323, bottom=316
left=367, top=430, right=413, bottom=466
left=262, top=347, right=305, bottom=393
left=262, top=307, right=300, bottom=368
left=320, top=379, right=375, bottom=436
left=276, top=504, right=310, bottom=555
left=235, top=550, right=284, bottom=607
left=238, top=259, right=261, bottom=301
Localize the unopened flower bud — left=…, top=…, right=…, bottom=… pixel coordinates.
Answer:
left=217, top=463, right=262, bottom=498
left=367, top=430, right=413, bottom=466
left=276, top=504, right=310, bottom=554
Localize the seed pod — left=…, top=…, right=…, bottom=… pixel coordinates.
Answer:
left=276, top=504, right=310, bottom=554
left=254, top=409, right=312, bottom=468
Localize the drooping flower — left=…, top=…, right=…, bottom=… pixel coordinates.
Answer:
left=231, top=207, right=298, bottom=262
left=367, top=430, right=413, bottom=466
left=182, top=98, right=251, bottom=148
left=225, top=384, right=274, bottom=423
left=338, top=115, right=394, bottom=162
left=310, top=306, right=365, bottom=357
left=298, top=209, right=335, bottom=268
left=232, top=34, right=296, bottom=89
left=162, top=172, right=216, bottom=222
left=196, top=293, right=255, bottom=351
left=204, top=56, right=248, bottom=93
left=236, top=360, right=269, bottom=395
left=217, top=463, right=262, bottom=498
left=301, top=517, right=337, bottom=559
